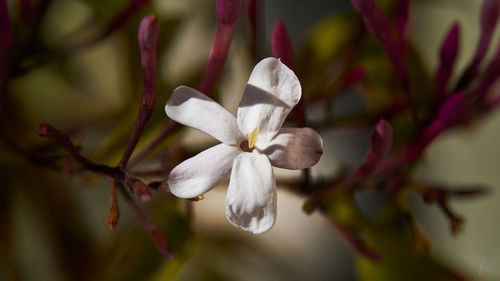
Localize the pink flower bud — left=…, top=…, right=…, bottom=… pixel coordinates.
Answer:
left=198, top=0, right=242, bottom=94
left=351, top=0, right=407, bottom=83
left=435, top=23, right=459, bottom=99
left=119, top=15, right=159, bottom=168
left=217, top=0, right=243, bottom=25
left=356, top=119, right=393, bottom=178
left=271, top=20, right=295, bottom=70
left=0, top=0, right=12, bottom=48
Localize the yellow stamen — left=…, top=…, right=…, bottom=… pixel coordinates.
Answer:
left=248, top=127, right=259, bottom=148
left=189, top=195, right=205, bottom=201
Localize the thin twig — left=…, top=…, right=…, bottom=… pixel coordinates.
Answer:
left=36, top=123, right=121, bottom=176
left=116, top=181, right=173, bottom=259
left=107, top=178, right=120, bottom=229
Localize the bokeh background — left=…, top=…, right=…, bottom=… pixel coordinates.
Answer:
left=1, top=0, right=500, bottom=280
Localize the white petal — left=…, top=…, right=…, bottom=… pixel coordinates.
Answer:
left=225, top=153, right=277, bottom=234
left=165, top=86, right=243, bottom=144
left=237, top=58, right=301, bottom=142
left=258, top=127, right=323, bottom=170
left=168, top=144, right=240, bottom=198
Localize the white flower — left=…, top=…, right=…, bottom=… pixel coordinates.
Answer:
left=165, top=57, right=323, bottom=234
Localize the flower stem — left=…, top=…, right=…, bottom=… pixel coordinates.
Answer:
left=117, top=181, right=173, bottom=259
left=36, top=123, right=121, bottom=176
left=119, top=15, right=159, bottom=169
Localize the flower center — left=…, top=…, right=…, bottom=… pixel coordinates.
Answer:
left=239, top=127, right=259, bottom=152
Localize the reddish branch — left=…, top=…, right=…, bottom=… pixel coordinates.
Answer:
left=129, top=0, right=243, bottom=166
left=119, top=15, right=159, bottom=169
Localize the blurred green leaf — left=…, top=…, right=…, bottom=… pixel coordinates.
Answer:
left=296, top=12, right=362, bottom=100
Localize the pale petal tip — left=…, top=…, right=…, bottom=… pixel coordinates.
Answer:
left=166, top=170, right=214, bottom=199
left=166, top=178, right=189, bottom=198
left=225, top=211, right=276, bottom=234
left=164, top=86, right=188, bottom=117
left=263, top=127, right=324, bottom=170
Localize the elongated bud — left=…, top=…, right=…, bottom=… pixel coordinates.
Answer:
left=0, top=0, right=12, bottom=48
left=198, top=0, right=242, bottom=94
left=394, top=0, right=410, bottom=51
left=271, top=20, right=295, bottom=70
left=217, top=0, right=243, bottom=25
left=248, top=0, right=258, bottom=54
left=351, top=0, right=374, bottom=11
left=271, top=20, right=306, bottom=126
left=435, top=23, right=459, bottom=99
left=404, top=92, right=465, bottom=162
left=118, top=15, right=158, bottom=168
left=108, top=179, right=120, bottom=230
left=473, top=0, right=499, bottom=73
left=37, top=123, right=75, bottom=150
left=18, top=0, right=33, bottom=25
left=439, top=23, right=460, bottom=77
left=356, top=119, right=393, bottom=177
left=457, top=0, right=500, bottom=90
left=351, top=0, right=407, bottom=83
left=138, top=15, right=158, bottom=108
left=433, top=91, right=466, bottom=128
left=351, top=0, right=421, bottom=124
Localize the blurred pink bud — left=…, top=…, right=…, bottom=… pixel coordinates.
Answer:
left=119, top=15, right=159, bottom=168
left=351, top=0, right=374, bottom=11
left=138, top=15, right=158, bottom=108
left=217, top=0, right=243, bottom=25
left=356, top=119, right=393, bottom=178
left=108, top=179, right=120, bottom=230
left=271, top=21, right=305, bottom=126
left=0, top=0, right=12, bottom=48
left=404, top=92, right=465, bottom=162
left=460, top=0, right=500, bottom=88
left=394, top=0, right=410, bottom=52
left=18, top=0, right=34, bottom=25
left=351, top=0, right=407, bottom=83
left=198, top=0, right=242, bottom=94
left=340, top=67, right=365, bottom=90
left=476, top=0, right=499, bottom=66
left=435, top=23, right=459, bottom=99
left=271, top=20, right=295, bottom=70
left=475, top=50, right=500, bottom=97
left=248, top=0, right=258, bottom=53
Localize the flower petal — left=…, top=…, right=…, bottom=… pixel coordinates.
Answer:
left=258, top=127, right=323, bottom=170
left=237, top=57, right=301, bottom=141
left=165, top=86, right=243, bottom=144
left=225, top=153, right=277, bottom=234
left=168, top=143, right=240, bottom=198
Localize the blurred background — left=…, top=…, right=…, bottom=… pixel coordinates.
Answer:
left=1, top=0, right=500, bottom=280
